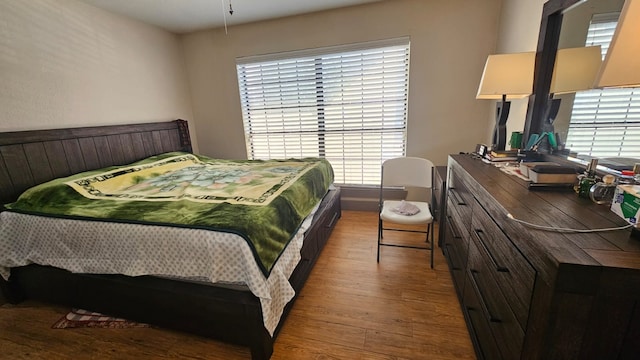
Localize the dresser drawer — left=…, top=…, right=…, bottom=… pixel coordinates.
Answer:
left=447, top=168, right=474, bottom=232
left=471, top=199, right=536, bottom=329
left=442, top=208, right=467, bottom=297
left=443, top=210, right=467, bottom=272
left=467, top=234, right=525, bottom=360
left=447, top=198, right=471, bottom=261
left=462, top=273, right=503, bottom=360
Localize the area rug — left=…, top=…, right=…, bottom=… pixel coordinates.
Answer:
left=52, top=308, right=149, bottom=329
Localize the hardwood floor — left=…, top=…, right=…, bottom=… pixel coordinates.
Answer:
left=0, top=211, right=475, bottom=359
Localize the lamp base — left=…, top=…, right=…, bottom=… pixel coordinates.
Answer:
left=492, top=100, right=510, bottom=151
left=536, top=97, right=562, bottom=153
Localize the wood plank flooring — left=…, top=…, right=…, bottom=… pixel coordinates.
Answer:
left=0, top=211, right=475, bottom=359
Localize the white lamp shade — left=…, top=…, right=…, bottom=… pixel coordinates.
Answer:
left=595, top=0, right=640, bottom=88
left=476, top=52, right=535, bottom=100
left=551, top=46, right=602, bottom=94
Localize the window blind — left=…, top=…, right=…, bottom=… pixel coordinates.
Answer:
left=565, top=13, right=640, bottom=157
left=236, top=38, right=410, bottom=186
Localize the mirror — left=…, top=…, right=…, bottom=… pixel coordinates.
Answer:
left=525, top=0, right=637, bottom=171
left=523, top=0, right=581, bottom=148
left=553, top=0, right=625, bottom=152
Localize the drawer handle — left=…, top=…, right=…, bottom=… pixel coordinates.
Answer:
left=449, top=188, right=467, bottom=206
left=473, top=229, right=509, bottom=273
left=444, top=244, right=461, bottom=270
left=469, top=269, right=502, bottom=323
left=326, top=212, right=339, bottom=228
left=446, top=216, right=462, bottom=239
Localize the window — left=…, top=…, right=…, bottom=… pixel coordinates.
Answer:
left=565, top=13, right=640, bottom=157
left=236, top=38, right=410, bottom=186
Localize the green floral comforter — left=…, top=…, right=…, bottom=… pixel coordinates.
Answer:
left=6, top=152, right=334, bottom=275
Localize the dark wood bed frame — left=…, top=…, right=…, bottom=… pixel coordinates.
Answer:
left=0, top=119, right=341, bottom=359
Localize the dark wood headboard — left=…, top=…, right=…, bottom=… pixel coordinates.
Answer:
left=0, top=119, right=192, bottom=204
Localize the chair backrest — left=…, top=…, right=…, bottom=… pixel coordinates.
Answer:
left=381, top=157, right=434, bottom=189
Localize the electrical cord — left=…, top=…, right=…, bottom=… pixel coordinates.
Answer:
left=506, top=213, right=633, bottom=233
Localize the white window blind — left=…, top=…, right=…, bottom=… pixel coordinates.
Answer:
left=236, top=38, right=410, bottom=186
left=566, top=13, right=640, bottom=157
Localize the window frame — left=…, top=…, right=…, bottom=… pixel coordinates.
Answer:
left=236, top=37, right=411, bottom=186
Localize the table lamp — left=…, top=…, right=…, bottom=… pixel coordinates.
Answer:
left=477, top=52, right=535, bottom=151
left=544, top=46, right=603, bottom=126
left=595, top=0, right=640, bottom=88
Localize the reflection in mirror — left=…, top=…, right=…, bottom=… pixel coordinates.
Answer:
left=552, top=0, right=639, bottom=169
left=545, top=46, right=602, bottom=134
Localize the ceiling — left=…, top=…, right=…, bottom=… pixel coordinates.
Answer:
left=80, top=0, right=383, bottom=34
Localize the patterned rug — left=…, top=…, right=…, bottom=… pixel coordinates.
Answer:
left=52, top=308, right=149, bottom=329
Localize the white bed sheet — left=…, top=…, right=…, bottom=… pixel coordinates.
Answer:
left=0, top=202, right=320, bottom=335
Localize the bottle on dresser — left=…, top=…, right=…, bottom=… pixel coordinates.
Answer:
left=576, top=159, right=598, bottom=199
left=590, top=174, right=617, bottom=205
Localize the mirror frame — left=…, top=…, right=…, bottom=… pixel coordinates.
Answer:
left=523, top=0, right=582, bottom=147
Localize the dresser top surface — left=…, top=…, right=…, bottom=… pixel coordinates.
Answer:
left=449, top=154, right=640, bottom=271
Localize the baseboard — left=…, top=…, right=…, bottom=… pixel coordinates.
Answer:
left=339, top=186, right=407, bottom=212
left=341, top=196, right=378, bottom=211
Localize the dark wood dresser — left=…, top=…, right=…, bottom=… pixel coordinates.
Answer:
left=442, top=154, right=640, bottom=360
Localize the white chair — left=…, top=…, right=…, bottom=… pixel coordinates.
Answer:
left=377, top=157, right=435, bottom=268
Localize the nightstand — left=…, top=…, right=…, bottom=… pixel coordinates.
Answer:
left=433, top=166, right=447, bottom=246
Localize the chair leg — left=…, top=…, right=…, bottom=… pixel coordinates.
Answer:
left=424, top=223, right=434, bottom=269
left=377, top=218, right=382, bottom=262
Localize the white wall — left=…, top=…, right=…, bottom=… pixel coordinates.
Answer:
left=182, top=0, right=502, bottom=165
left=0, top=0, right=196, bottom=149
left=488, top=0, right=547, bottom=146
left=2, top=0, right=532, bottom=163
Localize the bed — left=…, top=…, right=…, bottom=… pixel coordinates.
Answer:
left=0, top=119, right=341, bottom=359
